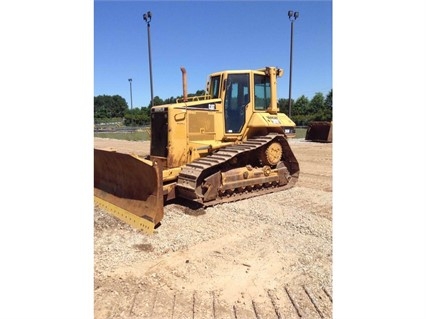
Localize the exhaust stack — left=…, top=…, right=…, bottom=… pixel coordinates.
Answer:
left=180, top=66, right=188, bottom=102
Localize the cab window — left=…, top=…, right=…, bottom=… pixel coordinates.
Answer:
left=254, top=74, right=271, bottom=110
left=209, top=75, right=221, bottom=98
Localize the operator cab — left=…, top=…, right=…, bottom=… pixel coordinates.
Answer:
left=208, top=70, right=273, bottom=134
left=207, top=67, right=295, bottom=139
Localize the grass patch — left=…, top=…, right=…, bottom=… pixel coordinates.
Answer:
left=295, top=127, right=307, bottom=139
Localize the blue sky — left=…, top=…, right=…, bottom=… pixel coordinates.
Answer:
left=94, top=1, right=332, bottom=108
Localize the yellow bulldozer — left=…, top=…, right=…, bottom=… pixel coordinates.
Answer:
left=94, top=66, right=299, bottom=233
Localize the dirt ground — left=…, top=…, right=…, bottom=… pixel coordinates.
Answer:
left=94, top=137, right=332, bottom=319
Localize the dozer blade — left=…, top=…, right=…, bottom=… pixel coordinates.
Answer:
left=305, top=121, right=333, bottom=143
left=94, top=149, right=164, bottom=234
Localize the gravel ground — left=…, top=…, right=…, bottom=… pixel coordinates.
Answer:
left=94, top=138, right=332, bottom=318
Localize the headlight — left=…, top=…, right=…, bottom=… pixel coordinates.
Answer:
left=283, top=127, right=295, bottom=134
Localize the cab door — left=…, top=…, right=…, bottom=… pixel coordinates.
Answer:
left=224, top=73, right=250, bottom=133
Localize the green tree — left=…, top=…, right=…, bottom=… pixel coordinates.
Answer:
left=124, top=107, right=150, bottom=126
left=278, top=98, right=288, bottom=114
left=148, top=96, right=165, bottom=108
left=292, top=95, right=310, bottom=116
left=308, top=92, right=325, bottom=115
left=94, top=96, right=108, bottom=118
left=94, top=94, right=128, bottom=119
left=194, top=89, right=206, bottom=96
left=325, top=89, right=332, bottom=109
left=139, top=107, right=150, bottom=124
left=163, top=96, right=176, bottom=104
left=321, top=89, right=333, bottom=121
left=290, top=95, right=311, bottom=125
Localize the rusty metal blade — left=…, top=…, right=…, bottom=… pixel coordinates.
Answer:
left=305, top=121, right=333, bottom=143
left=94, top=149, right=164, bottom=230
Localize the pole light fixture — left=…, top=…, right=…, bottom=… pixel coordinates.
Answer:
left=288, top=10, right=299, bottom=118
left=143, top=11, right=154, bottom=108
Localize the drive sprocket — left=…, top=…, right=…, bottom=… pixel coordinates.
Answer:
left=261, top=141, right=283, bottom=166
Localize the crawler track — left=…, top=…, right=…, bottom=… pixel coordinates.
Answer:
left=176, top=133, right=299, bottom=206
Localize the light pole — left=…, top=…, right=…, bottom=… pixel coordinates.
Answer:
left=128, top=78, right=133, bottom=109
left=288, top=10, right=299, bottom=118
left=128, top=78, right=133, bottom=126
left=143, top=11, right=154, bottom=108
